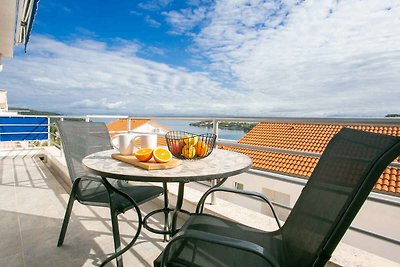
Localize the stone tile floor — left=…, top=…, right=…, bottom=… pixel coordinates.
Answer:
left=0, top=155, right=168, bottom=267
left=1, top=151, right=399, bottom=267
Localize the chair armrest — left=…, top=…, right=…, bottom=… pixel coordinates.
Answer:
left=73, top=176, right=137, bottom=207
left=196, top=187, right=281, bottom=228
left=76, top=174, right=103, bottom=183
left=78, top=175, right=128, bottom=187
left=160, top=229, right=280, bottom=267
left=69, top=176, right=105, bottom=194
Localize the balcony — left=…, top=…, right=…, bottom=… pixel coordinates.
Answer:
left=0, top=115, right=399, bottom=266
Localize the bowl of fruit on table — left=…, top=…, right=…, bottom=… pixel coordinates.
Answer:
left=165, top=131, right=216, bottom=159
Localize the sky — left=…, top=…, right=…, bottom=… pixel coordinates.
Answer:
left=1, top=0, right=399, bottom=117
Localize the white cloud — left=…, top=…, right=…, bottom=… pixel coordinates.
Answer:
left=0, top=35, right=245, bottom=115
left=145, top=15, right=162, bottom=28
left=1, top=1, right=399, bottom=117
left=143, top=46, right=166, bottom=56
left=163, top=6, right=208, bottom=35
left=75, top=27, right=98, bottom=38
left=138, top=0, right=173, bottom=11
left=177, top=0, right=400, bottom=116
left=70, top=98, right=126, bottom=110
left=129, top=10, right=143, bottom=16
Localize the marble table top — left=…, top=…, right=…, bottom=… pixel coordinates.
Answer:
left=83, top=148, right=252, bottom=183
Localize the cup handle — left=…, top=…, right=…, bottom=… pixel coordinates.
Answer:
left=111, top=135, right=120, bottom=149
left=132, top=135, right=142, bottom=151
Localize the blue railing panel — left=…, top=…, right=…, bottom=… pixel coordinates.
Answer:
left=0, top=126, right=48, bottom=132
left=0, top=117, right=48, bottom=124
left=0, top=117, right=49, bottom=141
left=0, top=133, right=48, bottom=141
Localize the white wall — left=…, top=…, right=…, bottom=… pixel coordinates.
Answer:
left=133, top=123, right=168, bottom=134
left=0, top=90, right=8, bottom=110
left=0, top=1, right=17, bottom=58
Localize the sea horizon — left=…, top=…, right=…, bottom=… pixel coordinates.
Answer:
left=156, top=120, right=246, bottom=141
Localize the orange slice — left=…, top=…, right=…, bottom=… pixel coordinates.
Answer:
left=134, top=148, right=153, bottom=162
left=153, top=147, right=172, bottom=163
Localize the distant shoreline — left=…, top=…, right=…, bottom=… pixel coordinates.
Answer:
left=189, top=120, right=257, bottom=132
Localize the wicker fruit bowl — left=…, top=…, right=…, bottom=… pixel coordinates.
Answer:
left=165, top=131, right=216, bottom=159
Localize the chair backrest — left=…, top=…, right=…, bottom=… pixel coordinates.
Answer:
left=281, top=128, right=400, bottom=267
left=57, top=120, right=113, bottom=200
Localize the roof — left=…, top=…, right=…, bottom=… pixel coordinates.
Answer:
left=107, top=118, right=150, bottom=136
left=107, top=118, right=167, bottom=146
left=220, top=123, right=400, bottom=196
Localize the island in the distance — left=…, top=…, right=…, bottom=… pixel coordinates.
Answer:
left=189, top=120, right=257, bottom=132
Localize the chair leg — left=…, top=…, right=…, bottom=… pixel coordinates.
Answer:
left=163, top=182, right=169, bottom=242
left=57, top=193, right=76, bottom=247
left=110, top=207, right=123, bottom=267
left=99, top=206, right=124, bottom=267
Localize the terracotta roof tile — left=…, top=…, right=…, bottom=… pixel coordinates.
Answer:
left=221, top=123, right=400, bottom=196
left=107, top=119, right=150, bottom=137
left=382, top=185, right=389, bottom=191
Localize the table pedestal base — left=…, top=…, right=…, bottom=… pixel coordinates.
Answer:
left=143, top=182, right=191, bottom=240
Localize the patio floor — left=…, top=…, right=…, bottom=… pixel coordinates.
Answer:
left=0, top=154, right=167, bottom=267
left=1, top=149, right=399, bottom=267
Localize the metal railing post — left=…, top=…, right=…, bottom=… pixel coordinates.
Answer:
left=210, top=179, right=217, bottom=205
left=47, top=116, right=51, bottom=146
left=212, top=119, right=219, bottom=140
left=210, top=119, right=220, bottom=205
left=59, top=116, right=64, bottom=156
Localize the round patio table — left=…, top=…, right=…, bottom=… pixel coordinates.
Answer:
left=83, top=148, right=252, bottom=183
left=82, top=148, right=252, bottom=264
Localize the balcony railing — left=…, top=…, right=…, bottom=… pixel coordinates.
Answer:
left=1, top=113, right=400, bottom=260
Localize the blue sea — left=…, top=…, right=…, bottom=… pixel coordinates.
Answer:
left=156, top=120, right=245, bottom=141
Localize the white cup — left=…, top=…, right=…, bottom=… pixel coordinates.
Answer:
left=133, top=134, right=157, bottom=150
left=114, top=134, right=135, bottom=155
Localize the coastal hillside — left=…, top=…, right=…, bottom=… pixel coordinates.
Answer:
left=8, top=107, right=61, bottom=116
left=189, top=120, right=257, bottom=132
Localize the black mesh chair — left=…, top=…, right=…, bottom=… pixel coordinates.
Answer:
left=56, top=121, right=164, bottom=267
left=154, top=128, right=400, bottom=267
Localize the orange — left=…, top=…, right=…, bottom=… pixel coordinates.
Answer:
left=195, top=141, right=208, bottom=157
left=134, top=148, right=153, bottom=162
left=153, top=147, right=172, bottom=163
left=182, top=145, right=196, bottom=159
